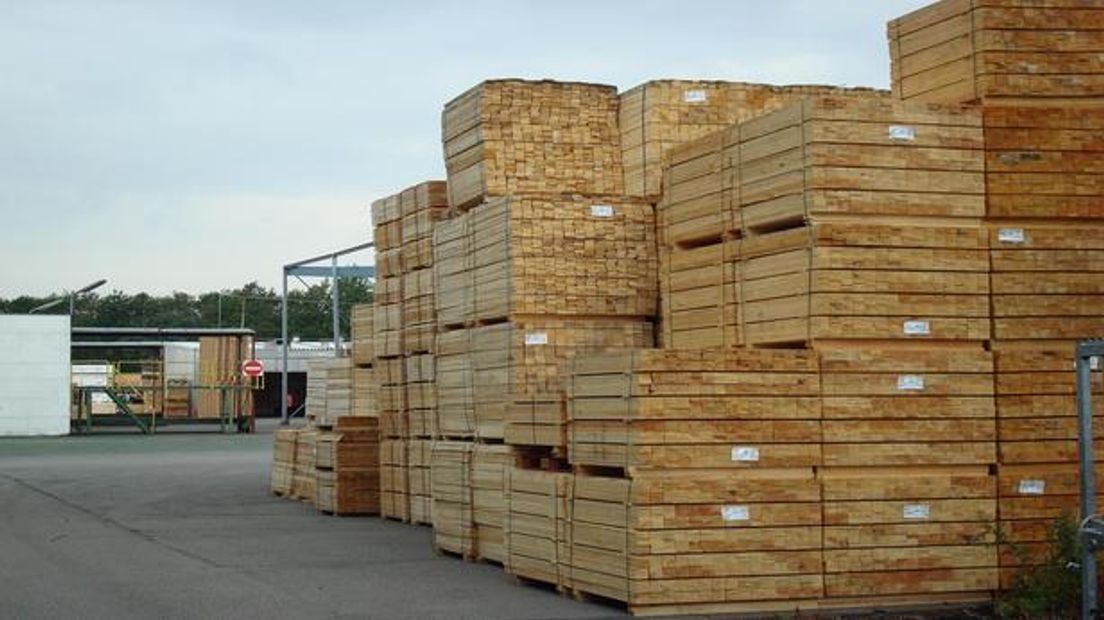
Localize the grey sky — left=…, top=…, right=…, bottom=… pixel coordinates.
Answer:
left=0, top=0, right=930, bottom=297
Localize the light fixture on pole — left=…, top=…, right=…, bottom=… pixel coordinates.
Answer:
left=29, top=279, right=108, bottom=315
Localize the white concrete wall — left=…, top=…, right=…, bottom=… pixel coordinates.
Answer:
left=0, top=315, right=70, bottom=436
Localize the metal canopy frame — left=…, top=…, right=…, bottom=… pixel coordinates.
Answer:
left=1077, top=339, right=1104, bottom=620
left=280, top=241, right=375, bottom=425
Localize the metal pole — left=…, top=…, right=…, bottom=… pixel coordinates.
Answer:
left=331, top=254, right=340, bottom=357
left=280, top=269, right=289, bottom=426
left=1077, top=349, right=1097, bottom=620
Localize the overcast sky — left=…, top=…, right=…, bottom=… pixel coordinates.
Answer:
left=0, top=0, right=930, bottom=297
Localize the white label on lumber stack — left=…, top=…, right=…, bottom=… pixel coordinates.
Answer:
left=896, top=375, right=925, bottom=391
left=683, top=89, right=707, bottom=103
left=589, top=204, right=614, bottom=218
left=1018, top=479, right=1046, bottom=495
left=903, top=320, right=930, bottom=336
left=524, top=332, right=548, bottom=346
left=721, top=505, right=750, bottom=521
left=998, top=228, right=1026, bottom=244
left=731, top=446, right=760, bottom=462
left=888, top=125, right=917, bottom=141
left=903, top=504, right=931, bottom=520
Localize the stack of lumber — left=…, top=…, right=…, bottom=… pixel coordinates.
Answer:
left=660, top=96, right=990, bottom=348
left=305, top=357, right=354, bottom=427
left=984, top=106, right=1104, bottom=221
left=442, top=80, right=623, bottom=211
left=305, top=359, right=328, bottom=425
left=270, top=427, right=298, bottom=496
left=432, top=189, right=659, bottom=448
left=567, top=349, right=821, bottom=470
left=471, top=443, right=512, bottom=563
left=196, top=335, right=253, bottom=419
left=408, top=439, right=434, bottom=525
left=431, top=440, right=475, bottom=557
left=373, top=188, right=408, bottom=521
left=993, top=344, right=1104, bottom=584
left=292, top=428, right=318, bottom=503
left=818, top=347, right=995, bottom=468
left=504, top=466, right=574, bottom=589
left=491, top=319, right=654, bottom=447
left=352, top=366, right=376, bottom=417
left=351, top=304, right=374, bottom=366
left=315, top=417, right=381, bottom=516
left=888, top=0, right=1104, bottom=106
left=405, top=353, right=436, bottom=438
left=619, top=80, right=886, bottom=199
left=380, top=439, right=410, bottom=522
left=819, top=466, right=997, bottom=606
left=570, top=469, right=824, bottom=616
left=401, top=181, right=448, bottom=356
left=469, top=196, right=657, bottom=322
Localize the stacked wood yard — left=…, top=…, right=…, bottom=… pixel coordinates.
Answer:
left=263, top=1, right=1104, bottom=614
left=889, top=0, right=1104, bottom=106
left=619, top=80, right=886, bottom=199
left=315, top=417, right=381, bottom=516
left=442, top=80, right=623, bottom=211
left=195, top=335, right=253, bottom=419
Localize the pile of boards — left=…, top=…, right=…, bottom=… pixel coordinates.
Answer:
left=265, top=0, right=1104, bottom=616
left=269, top=317, right=381, bottom=515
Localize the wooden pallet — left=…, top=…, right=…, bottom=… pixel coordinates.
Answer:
left=441, top=80, right=623, bottom=211
left=889, top=0, right=1104, bottom=105
left=619, top=80, right=887, bottom=199
left=566, top=349, right=821, bottom=470
left=269, top=428, right=299, bottom=496
left=291, top=429, right=319, bottom=504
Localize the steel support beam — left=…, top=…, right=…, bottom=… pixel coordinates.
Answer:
left=1077, top=339, right=1104, bottom=620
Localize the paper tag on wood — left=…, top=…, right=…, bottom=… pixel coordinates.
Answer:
left=998, top=228, right=1026, bottom=244
left=903, top=504, right=931, bottom=520
left=590, top=204, right=614, bottom=218
left=897, top=375, right=925, bottom=391
left=731, top=446, right=760, bottom=462
left=524, top=332, right=548, bottom=346
left=889, top=125, right=917, bottom=141
left=1018, top=479, right=1046, bottom=495
left=683, top=89, right=708, bottom=103
left=903, top=320, right=931, bottom=336
left=721, top=505, right=749, bottom=521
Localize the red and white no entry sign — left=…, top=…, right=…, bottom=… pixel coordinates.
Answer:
left=241, top=359, right=265, bottom=378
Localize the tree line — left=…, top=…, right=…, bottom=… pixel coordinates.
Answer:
left=0, top=280, right=373, bottom=340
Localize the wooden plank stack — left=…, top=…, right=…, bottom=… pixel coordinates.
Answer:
left=504, top=466, right=574, bottom=589
left=270, top=428, right=298, bottom=496
left=889, top=0, right=1104, bottom=106
left=352, top=304, right=374, bottom=365
left=661, top=96, right=992, bottom=349
left=292, top=428, right=318, bottom=503
left=442, top=80, right=623, bottom=211
left=567, top=349, right=822, bottom=471
left=408, top=439, right=434, bottom=525
left=195, top=335, right=253, bottom=419
left=305, top=358, right=329, bottom=425
left=570, top=468, right=824, bottom=616
left=431, top=440, right=475, bottom=557
left=619, top=80, right=887, bottom=199
left=315, top=417, right=381, bottom=516
left=471, top=443, right=512, bottom=563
